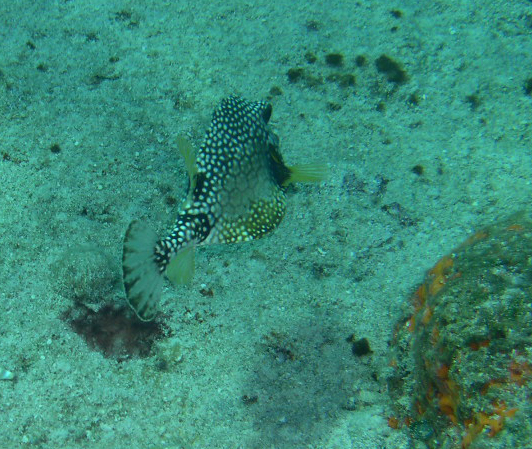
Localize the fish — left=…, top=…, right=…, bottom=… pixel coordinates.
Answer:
left=122, top=96, right=326, bottom=321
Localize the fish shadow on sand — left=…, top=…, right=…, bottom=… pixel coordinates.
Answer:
left=242, top=309, right=375, bottom=448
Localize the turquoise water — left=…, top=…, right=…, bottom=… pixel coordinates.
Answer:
left=1, top=1, right=531, bottom=448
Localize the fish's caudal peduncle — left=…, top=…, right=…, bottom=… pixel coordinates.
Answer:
left=154, top=212, right=212, bottom=272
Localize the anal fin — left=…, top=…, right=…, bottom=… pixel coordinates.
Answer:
left=166, top=245, right=195, bottom=285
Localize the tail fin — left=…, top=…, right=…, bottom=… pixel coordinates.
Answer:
left=284, top=163, right=329, bottom=186
left=122, top=220, right=164, bottom=321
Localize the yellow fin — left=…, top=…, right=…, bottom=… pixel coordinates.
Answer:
left=166, top=245, right=195, bottom=285
left=177, top=136, right=197, bottom=181
left=284, top=163, right=329, bottom=186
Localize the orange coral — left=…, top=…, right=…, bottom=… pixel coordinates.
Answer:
left=468, top=339, right=490, bottom=351
left=462, top=401, right=518, bottom=448
left=460, top=230, right=489, bottom=248
left=509, top=360, right=532, bottom=386
left=421, top=305, right=433, bottom=324
left=429, top=324, right=440, bottom=346
left=427, top=255, right=454, bottom=296
left=438, top=392, right=458, bottom=424
left=506, top=224, right=524, bottom=232
left=387, top=416, right=399, bottom=429
left=391, top=216, right=532, bottom=449
left=433, top=363, right=460, bottom=425
left=410, top=283, right=428, bottom=312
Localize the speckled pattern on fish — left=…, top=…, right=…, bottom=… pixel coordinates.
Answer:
left=122, top=96, right=325, bottom=321
left=154, top=96, right=289, bottom=269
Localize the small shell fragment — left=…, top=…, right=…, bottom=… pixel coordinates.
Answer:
left=1, top=368, right=14, bottom=380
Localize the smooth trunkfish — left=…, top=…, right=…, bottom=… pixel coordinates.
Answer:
left=122, top=96, right=326, bottom=321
